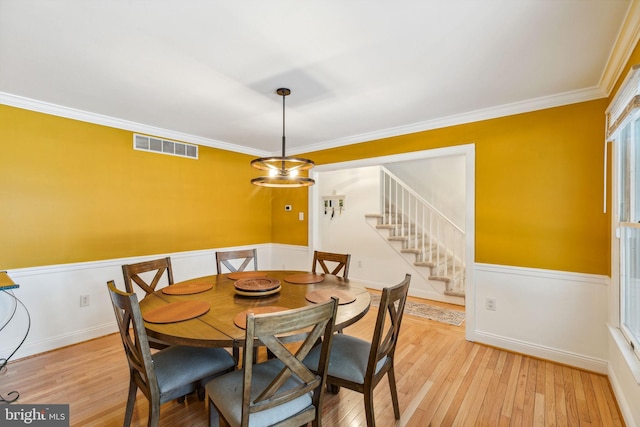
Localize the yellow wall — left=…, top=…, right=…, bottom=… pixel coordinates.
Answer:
left=0, top=105, right=273, bottom=268
left=285, top=100, right=610, bottom=275
left=0, top=91, right=612, bottom=275
left=270, top=187, right=309, bottom=246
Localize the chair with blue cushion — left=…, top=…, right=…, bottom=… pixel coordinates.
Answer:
left=107, top=281, right=236, bottom=427
left=303, top=274, right=411, bottom=427
left=206, top=298, right=338, bottom=427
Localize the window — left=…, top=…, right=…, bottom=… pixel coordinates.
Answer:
left=608, top=65, right=640, bottom=362
left=616, top=122, right=640, bottom=360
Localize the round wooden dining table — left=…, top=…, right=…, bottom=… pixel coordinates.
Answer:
left=139, top=270, right=371, bottom=350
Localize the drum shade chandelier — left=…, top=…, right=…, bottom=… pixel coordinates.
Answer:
left=251, top=88, right=315, bottom=187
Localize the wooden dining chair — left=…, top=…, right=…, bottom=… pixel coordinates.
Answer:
left=312, top=250, right=351, bottom=279
left=122, top=257, right=174, bottom=295
left=304, top=274, right=411, bottom=427
left=107, top=281, right=236, bottom=427
left=216, top=249, right=258, bottom=274
left=206, top=298, right=339, bottom=427
left=122, top=257, right=175, bottom=349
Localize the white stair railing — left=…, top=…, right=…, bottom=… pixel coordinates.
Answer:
left=380, top=166, right=465, bottom=294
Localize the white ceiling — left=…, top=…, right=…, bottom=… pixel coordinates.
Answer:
left=0, top=1, right=636, bottom=156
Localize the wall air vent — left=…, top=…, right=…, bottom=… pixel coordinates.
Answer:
left=134, top=134, right=198, bottom=159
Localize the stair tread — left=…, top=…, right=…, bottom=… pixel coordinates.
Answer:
left=444, top=290, right=466, bottom=298
left=400, top=248, right=421, bottom=254
left=414, top=261, right=436, bottom=267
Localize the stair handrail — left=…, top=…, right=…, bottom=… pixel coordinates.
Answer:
left=380, top=166, right=463, bottom=234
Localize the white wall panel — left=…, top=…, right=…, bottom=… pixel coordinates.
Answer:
left=473, top=263, right=609, bottom=373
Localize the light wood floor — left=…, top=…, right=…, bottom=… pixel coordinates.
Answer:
left=0, top=296, right=624, bottom=426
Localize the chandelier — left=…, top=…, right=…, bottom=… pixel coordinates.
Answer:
left=251, top=88, right=315, bottom=187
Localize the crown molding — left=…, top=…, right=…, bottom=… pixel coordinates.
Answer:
left=289, top=86, right=607, bottom=155
left=0, top=83, right=613, bottom=158
left=0, top=92, right=270, bottom=157
left=600, top=0, right=640, bottom=97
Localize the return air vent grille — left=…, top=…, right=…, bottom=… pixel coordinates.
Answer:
left=134, top=134, right=198, bottom=159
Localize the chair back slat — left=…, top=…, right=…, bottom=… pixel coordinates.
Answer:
left=122, top=257, right=174, bottom=295
left=241, top=298, right=338, bottom=426
left=107, top=281, right=159, bottom=397
left=216, top=249, right=258, bottom=273
left=367, top=274, right=411, bottom=375
left=312, top=250, right=351, bottom=279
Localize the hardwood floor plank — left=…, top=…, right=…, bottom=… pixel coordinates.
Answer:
left=475, top=351, right=509, bottom=425
left=544, top=361, right=557, bottom=427
left=572, top=366, right=591, bottom=425
left=562, top=365, right=581, bottom=426
left=431, top=344, right=484, bottom=425
left=553, top=363, right=568, bottom=427
left=521, top=358, right=539, bottom=425
left=597, top=374, right=625, bottom=426
left=451, top=345, right=495, bottom=426
left=510, top=356, right=531, bottom=426
left=580, top=374, right=602, bottom=427
left=411, top=337, right=475, bottom=425
left=500, top=352, right=523, bottom=424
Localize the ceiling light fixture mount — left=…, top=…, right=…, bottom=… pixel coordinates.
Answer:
left=251, top=88, right=315, bottom=187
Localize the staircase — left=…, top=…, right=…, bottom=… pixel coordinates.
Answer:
left=366, top=166, right=465, bottom=298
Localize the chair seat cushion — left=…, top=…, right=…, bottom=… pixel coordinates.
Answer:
left=153, top=346, right=236, bottom=394
left=206, top=359, right=314, bottom=427
left=303, top=333, right=387, bottom=385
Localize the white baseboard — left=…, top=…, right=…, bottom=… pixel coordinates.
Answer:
left=3, top=322, right=118, bottom=362
left=473, top=330, right=608, bottom=374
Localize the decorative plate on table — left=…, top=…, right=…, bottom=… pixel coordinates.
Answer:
left=143, top=301, right=210, bottom=324
left=234, top=278, right=281, bottom=292
left=305, top=289, right=356, bottom=305
left=233, top=306, right=290, bottom=329
left=162, top=280, right=212, bottom=295
left=227, top=271, right=268, bottom=280
left=234, top=285, right=281, bottom=297
left=284, top=273, right=325, bottom=284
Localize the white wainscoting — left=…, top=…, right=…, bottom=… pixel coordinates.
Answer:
left=473, top=263, right=610, bottom=374
left=0, top=244, right=311, bottom=361
left=0, top=252, right=611, bottom=377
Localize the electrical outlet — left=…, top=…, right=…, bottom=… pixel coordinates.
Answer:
left=80, top=295, right=90, bottom=307
left=485, top=297, right=496, bottom=311
left=358, top=260, right=362, bottom=268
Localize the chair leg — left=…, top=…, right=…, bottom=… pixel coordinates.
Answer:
left=208, top=398, right=221, bottom=427
left=124, top=379, right=137, bottom=427
left=364, top=388, right=376, bottom=427
left=387, top=367, right=401, bottom=420
left=148, top=399, right=160, bottom=427
left=233, top=346, right=240, bottom=366
left=197, top=386, right=206, bottom=401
